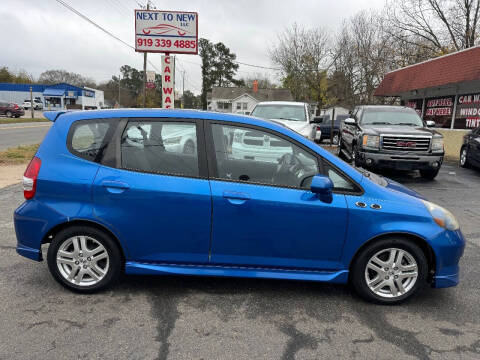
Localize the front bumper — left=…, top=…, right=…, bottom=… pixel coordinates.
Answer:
left=359, top=149, right=444, bottom=170
left=431, top=229, right=466, bottom=288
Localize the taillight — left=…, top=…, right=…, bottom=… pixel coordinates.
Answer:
left=23, top=156, right=41, bottom=200
left=14, top=104, right=19, bottom=109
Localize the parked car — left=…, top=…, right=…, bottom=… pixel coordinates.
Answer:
left=23, top=99, right=43, bottom=110
left=15, top=109, right=465, bottom=304
left=340, top=105, right=444, bottom=179
left=460, top=126, right=480, bottom=169
left=313, top=114, right=349, bottom=144
left=251, top=101, right=320, bottom=142
left=0, top=100, right=25, bottom=118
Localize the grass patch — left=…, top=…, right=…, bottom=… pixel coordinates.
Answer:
left=0, top=118, right=48, bottom=124
left=0, top=144, right=39, bottom=165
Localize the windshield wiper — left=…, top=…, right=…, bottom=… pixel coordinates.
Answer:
left=276, top=117, right=302, bottom=121
left=370, top=122, right=392, bottom=125
left=397, top=122, right=418, bottom=126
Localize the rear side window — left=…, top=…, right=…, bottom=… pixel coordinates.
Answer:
left=121, top=120, right=199, bottom=177
left=68, top=119, right=113, bottom=162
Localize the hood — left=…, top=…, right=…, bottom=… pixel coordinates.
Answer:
left=362, top=125, right=440, bottom=137
left=272, top=119, right=311, bottom=135
left=384, top=177, right=427, bottom=200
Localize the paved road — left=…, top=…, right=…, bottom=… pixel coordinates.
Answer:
left=0, top=122, right=51, bottom=151
left=0, top=163, right=479, bottom=359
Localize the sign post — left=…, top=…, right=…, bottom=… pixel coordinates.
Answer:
left=135, top=9, right=198, bottom=109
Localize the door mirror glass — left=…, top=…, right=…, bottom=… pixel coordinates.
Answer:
left=426, top=120, right=436, bottom=128
left=344, top=118, right=356, bottom=125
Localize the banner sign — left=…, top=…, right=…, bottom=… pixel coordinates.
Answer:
left=135, top=10, right=198, bottom=54
left=405, top=99, right=423, bottom=116
left=423, top=97, right=454, bottom=128
left=454, top=93, right=480, bottom=129
left=162, top=55, right=175, bottom=108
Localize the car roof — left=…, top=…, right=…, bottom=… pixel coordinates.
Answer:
left=255, top=101, right=307, bottom=106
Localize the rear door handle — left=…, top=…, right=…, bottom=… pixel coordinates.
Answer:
left=101, top=180, right=130, bottom=193
left=223, top=191, right=250, bottom=204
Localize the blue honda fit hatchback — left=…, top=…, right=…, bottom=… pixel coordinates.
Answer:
left=14, top=109, right=465, bottom=303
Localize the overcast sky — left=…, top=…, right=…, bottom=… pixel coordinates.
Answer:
left=1, top=0, right=384, bottom=94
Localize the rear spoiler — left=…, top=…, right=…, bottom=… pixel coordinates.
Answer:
left=43, top=110, right=71, bottom=122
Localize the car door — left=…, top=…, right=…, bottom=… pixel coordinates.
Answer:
left=92, top=118, right=212, bottom=264
left=206, top=121, right=350, bottom=271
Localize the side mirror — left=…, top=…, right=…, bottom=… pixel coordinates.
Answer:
left=344, top=118, right=356, bottom=125
left=311, top=174, right=333, bottom=203
left=311, top=117, right=323, bottom=124
left=426, top=120, right=435, bottom=128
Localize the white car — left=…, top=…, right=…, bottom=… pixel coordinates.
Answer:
left=22, top=99, right=43, bottom=110
left=250, top=101, right=320, bottom=141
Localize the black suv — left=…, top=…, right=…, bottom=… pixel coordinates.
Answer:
left=460, top=126, right=480, bottom=169
left=339, top=105, right=444, bottom=179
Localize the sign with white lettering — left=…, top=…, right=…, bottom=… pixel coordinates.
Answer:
left=455, top=93, right=480, bottom=128
left=135, top=10, right=198, bottom=54
left=162, top=55, right=175, bottom=108
left=424, top=96, right=454, bottom=128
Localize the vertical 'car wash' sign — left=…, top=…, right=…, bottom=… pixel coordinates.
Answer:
left=162, top=55, right=175, bottom=108
left=135, top=10, right=198, bottom=54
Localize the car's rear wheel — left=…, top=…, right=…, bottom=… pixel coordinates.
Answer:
left=351, top=238, right=428, bottom=304
left=420, top=168, right=440, bottom=180
left=460, top=146, right=470, bottom=168
left=47, top=226, right=122, bottom=293
left=6, top=111, right=12, bottom=118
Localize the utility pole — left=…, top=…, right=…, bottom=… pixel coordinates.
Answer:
left=118, top=74, right=121, bottom=108
left=182, top=70, right=185, bottom=108
left=29, top=86, right=34, bottom=119
left=330, top=106, right=336, bottom=146
left=142, top=1, right=149, bottom=108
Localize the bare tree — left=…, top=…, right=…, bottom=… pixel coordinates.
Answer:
left=270, top=23, right=331, bottom=107
left=385, top=0, right=480, bottom=52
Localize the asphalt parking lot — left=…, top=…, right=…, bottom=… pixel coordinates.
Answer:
left=0, top=162, right=479, bottom=360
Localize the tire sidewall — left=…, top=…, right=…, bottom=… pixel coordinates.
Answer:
left=351, top=238, right=428, bottom=304
left=47, top=226, right=122, bottom=293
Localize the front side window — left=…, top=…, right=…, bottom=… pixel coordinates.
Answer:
left=69, top=120, right=112, bottom=162
left=121, top=120, right=199, bottom=177
left=211, top=124, right=319, bottom=188
left=323, top=161, right=358, bottom=192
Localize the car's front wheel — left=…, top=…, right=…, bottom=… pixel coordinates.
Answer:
left=351, top=238, right=428, bottom=304
left=420, top=168, right=440, bottom=180
left=459, top=146, right=470, bottom=168
left=47, top=226, right=122, bottom=293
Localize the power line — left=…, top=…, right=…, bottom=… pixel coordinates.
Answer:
left=54, top=0, right=161, bottom=73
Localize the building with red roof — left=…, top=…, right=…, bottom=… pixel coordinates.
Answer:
left=375, top=46, right=480, bottom=129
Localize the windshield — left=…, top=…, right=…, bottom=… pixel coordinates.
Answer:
left=361, top=108, right=424, bottom=127
left=251, top=105, right=306, bottom=122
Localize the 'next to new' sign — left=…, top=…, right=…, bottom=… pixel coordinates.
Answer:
left=136, top=12, right=196, bottom=22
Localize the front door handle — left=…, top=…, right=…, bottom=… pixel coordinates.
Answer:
left=223, top=191, right=250, bottom=204
left=101, top=180, right=130, bottom=193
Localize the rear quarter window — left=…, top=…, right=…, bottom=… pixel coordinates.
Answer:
left=68, top=119, right=114, bottom=162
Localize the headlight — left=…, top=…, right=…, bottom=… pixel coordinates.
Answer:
left=422, top=200, right=459, bottom=230
left=362, top=135, right=380, bottom=149
left=431, top=137, right=444, bottom=152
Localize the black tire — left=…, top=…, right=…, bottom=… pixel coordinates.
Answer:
left=459, top=146, right=470, bottom=168
left=6, top=111, right=12, bottom=118
left=47, top=225, right=122, bottom=293
left=352, top=144, right=361, bottom=167
left=351, top=238, right=428, bottom=304
left=420, top=168, right=440, bottom=180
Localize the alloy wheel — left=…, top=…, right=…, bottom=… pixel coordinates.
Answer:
left=56, top=235, right=109, bottom=286
left=364, top=248, right=418, bottom=298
